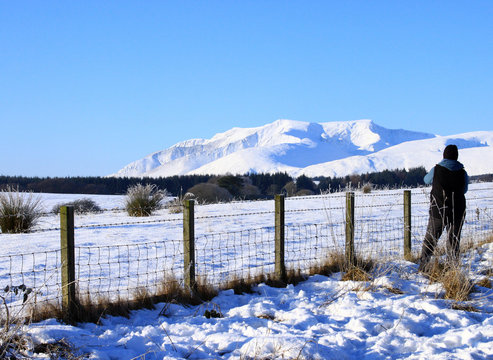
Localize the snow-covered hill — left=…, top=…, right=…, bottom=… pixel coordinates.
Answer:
left=112, top=119, right=493, bottom=178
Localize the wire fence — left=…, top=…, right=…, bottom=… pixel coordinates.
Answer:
left=75, top=238, right=183, bottom=303
left=1, top=187, right=492, bottom=319
left=0, top=249, right=62, bottom=314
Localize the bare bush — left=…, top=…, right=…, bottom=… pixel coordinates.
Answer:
left=125, top=184, right=166, bottom=217
left=186, top=183, right=232, bottom=204
left=52, top=198, right=102, bottom=215
left=240, top=184, right=261, bottom=199
left=0, top=186, right=42, bottom=233
left=295, top=189, right=315, bottom=196
left=362, top=183, right=373, bottom=194
left=167, top=192, right=195, bottom=214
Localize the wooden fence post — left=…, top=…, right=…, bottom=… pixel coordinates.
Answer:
left=404, top=190, right=412, bottom=261
left=275, top=194, right=286, bottom=283
left=345, top=192, right=355, bottom=266
left=60, top=205, right=76, bottom=323
left=183, top=199, right=196, bottom=293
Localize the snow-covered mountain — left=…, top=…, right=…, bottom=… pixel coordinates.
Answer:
left=112, top=119, right=493, bottom=178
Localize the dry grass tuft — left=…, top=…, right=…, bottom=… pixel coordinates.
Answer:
left=0, top=333, right=31, bottom=359
left=167, top=192, right=195, bottom=214
left=340, top=255, right=375, bottom=282
left=52, top=198, right=102, bottom=215
left=0, top=186, right=42, bottom=233
left=423, top=259, right=447, bottom=282
left=256, top=313, right=276, bottom=320
left=341, top=266, right=371, bottom=282
left=28, top=301, right=63, bottom=323
left=451, top=303, right=480, bottom=312
left=480, top=268, right=493, bottom=277
left=33, top=338, right=86, bottom=359
left=74, top=295, right=131, bottom=324
left=125, top=183, right=166, bottom=217
left=461, top=232, right=493, bottom=253
left=362, top=183, right=373, bottom=194
left=425, top=259, right=474, bottom=302
left=311, top=252, right=346, bottom=277
left=195, top=276, right=219, bottom=303
left=441, top=268, right=473, bottom=301
left=285, top=269, right=309, bottom=286
left=384, top=286, right=404, bottom=295
left=475, top=277, right=492, bottom=289
left=221, top=274, right=266, bottom=295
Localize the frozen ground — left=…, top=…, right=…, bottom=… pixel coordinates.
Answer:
left=1, top=184, right=493, bottom=359
left=24, top=249, right=493, bottom=359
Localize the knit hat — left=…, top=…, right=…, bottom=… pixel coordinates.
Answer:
left=443, top=144, right=458, bottom=160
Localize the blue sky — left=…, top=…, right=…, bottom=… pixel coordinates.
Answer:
left=1, top=1, right=492, bottom=177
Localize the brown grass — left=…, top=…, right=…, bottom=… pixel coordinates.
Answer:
left=341, top=256, right=375, bottom=282
left=451, top=303, right=480, bottom=312
left=32, top=338, right=86, bottom=359
left=221, top=274, right=266, bottom=295
left=384, top=286, right=404, bottom=295
left=425, top=259, right=473, bottom=302
left=310, top=251, right=346, bottom=276
left=28, top=301, right=63, bottom=323
left=195, top=276, right=219, bottom=302
left=475, top=277, right=492, bottom=289
left=21, top=275, right=216, bottom=324
left=461, top=232, right=493, bottom=252
left=341, top=266, right=371, bottom=282
left=441, top=269, right=473, bottom=301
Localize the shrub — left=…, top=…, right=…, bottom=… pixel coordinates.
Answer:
left=476, top=277, right=492, bottom=289
left=186, top=183, right=232, bottom=204
left=125, top=184, right=166, bottom=217
left=296, top=174, right=317, bottom=192
left=167, top=192, right=195, bottom=214
left=0, top=186, right=42, bottom=233
left=362, top=183, right=373, bottom=194
left=214, top=175, right=244, bottom=197
left=295, top=189, right=315, bottom=196
left=426, top=259, right=474, bottom=301
left=282, top=181, right=297, bottom=196
left=240, top=183, right=261, bottom=199
left=52, top=198, right=102, bottom=215
left=441, top=267, right=473, bottom=301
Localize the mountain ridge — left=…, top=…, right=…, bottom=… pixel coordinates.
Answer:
left=112, top=119, right=493, bottom=178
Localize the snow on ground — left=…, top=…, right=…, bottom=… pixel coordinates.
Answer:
left=25, top=253, right=493, bottom=359
left=2, top=183, right=493, bottom=359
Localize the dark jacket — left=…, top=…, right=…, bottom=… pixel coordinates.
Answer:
left=424, top=159, right=468, bottom=221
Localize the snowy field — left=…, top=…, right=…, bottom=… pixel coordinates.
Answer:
left=1, top=183, right=493, bottom=359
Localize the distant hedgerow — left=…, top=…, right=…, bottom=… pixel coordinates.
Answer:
left=125, top=184, right=166, bottom=217
left=0, top=186, right=42, bottom=233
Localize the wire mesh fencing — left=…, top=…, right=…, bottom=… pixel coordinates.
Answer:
left=195, top=227, right=276, bottom=288
left=0, top=187, right=492, bottom=321
left=0, top=249, right=62, bottom=319
left=285, top=222, right=344, bottom=273
left=75, top=238, right=184, bottom=303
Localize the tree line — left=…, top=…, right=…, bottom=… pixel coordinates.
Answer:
left=0, top=167, right=459, bottom=198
